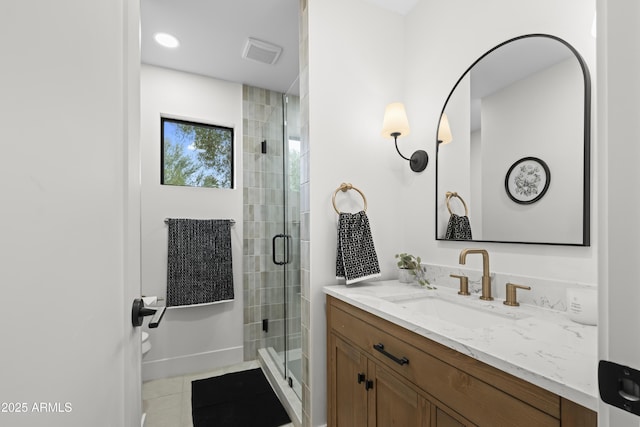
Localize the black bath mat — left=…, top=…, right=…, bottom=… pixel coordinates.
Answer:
left=192, top=368, right=291, bottom=427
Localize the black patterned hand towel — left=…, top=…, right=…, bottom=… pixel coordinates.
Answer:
left=336, top=211, right=381, bottom=285
left=166, top=219, right=234, bottom=307
left=444, top=214, right=473, bottom=240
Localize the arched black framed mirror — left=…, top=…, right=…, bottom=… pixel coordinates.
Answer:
left=435, top=34, right=591, bottom=246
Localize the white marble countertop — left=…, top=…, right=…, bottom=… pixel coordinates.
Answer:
left=324, top=280, right=598, bottom=411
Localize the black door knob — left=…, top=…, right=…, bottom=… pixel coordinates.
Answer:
left=131, top=298, right=166, bottom=328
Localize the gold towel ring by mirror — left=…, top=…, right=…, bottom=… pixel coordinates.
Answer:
left=446, top=191, right=469, bottom=216
left=332, top=183, right=367, bottom=214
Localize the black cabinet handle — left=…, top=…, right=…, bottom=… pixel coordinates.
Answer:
left=373, top=343, right=409, bottom=366
left=365, top=380, right=374, bottom=390
left=357, top=373, right=366, bottom=384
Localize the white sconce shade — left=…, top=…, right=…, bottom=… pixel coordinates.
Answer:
left=381, top=102, right=411, bottom=138
left=438, top=113, right=453, bottom=144
left=382, top=102, right=428, bottom=172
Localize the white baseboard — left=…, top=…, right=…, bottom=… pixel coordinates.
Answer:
left=142, top=346, right=243, bottom=381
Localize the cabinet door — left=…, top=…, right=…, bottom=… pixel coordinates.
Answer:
left=560, top=398, right=597, bottom=427
left=430, top=401, right=476, bottom=427
left=434, top=407, right=466, bottom=427
left=329, top=334, right=368, bottom=426
left=368, top=361, right=429, bottom=427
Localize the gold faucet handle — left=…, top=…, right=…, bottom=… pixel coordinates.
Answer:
left=450, top=274, right=470, bottom=296
left=504, top=283, right=531, bottom=307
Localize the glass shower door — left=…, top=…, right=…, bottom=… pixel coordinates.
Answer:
left=258, top=81, right=301, bottom=401
left=283, top=89, right=301, bottom=400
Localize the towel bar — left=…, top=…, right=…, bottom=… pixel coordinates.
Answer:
left=164, top=218, right=236, bottom=226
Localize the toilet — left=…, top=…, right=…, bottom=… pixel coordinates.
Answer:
left=142, top=331, right=151, bottom=356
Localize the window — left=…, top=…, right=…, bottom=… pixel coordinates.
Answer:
left=161, top=117, right=234, bottom=188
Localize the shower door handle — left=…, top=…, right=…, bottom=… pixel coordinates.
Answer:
left=272, top=234, right=292, bottom=265
left=272, top=234, right=284, bottom=265
left=272, top=234, right=286, bottom=265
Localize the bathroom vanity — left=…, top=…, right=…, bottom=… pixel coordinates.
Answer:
left=325, top=281, right=597, bottom=426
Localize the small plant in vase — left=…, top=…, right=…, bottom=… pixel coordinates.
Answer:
left=395, top=253, right=434, bottom=289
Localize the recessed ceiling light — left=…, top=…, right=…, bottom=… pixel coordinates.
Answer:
left=154, top=32, right=180, bottom=49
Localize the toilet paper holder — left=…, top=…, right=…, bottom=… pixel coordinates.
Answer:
left=131, top=298, right=166, bottom=328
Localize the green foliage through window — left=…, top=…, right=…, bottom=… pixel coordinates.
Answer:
left=161, top=117, right=234, bottom=188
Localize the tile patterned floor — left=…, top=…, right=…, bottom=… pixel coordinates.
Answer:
left=142, top=360, right=294, bottom=427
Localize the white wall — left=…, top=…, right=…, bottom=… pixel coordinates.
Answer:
left=307, top=1, right=407, bottom=425
left=307, top=0, right=596, bottom=424
left=140, top=65, right=244, bottom=379
left=0, top=1, right=140, bottom=425
left=598, top=1, right=640, bottom=425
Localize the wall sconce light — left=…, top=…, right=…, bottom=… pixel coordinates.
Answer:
left=381, top=102, right=428, bottom=172
left=438, top=113, right=453, bottom=144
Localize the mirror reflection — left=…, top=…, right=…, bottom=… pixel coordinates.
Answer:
left=436, top=34, right=590, bottom=246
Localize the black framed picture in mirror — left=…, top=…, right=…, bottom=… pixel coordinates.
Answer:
left=504, top=157, right=550, bottom=205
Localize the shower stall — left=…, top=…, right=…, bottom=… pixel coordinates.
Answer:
left=243, top=79, right=302, bottom=409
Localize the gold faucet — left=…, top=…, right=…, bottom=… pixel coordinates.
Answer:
left=450, top=274, right=470, bottom=296
left=504, top=283, right=531, bottom=306
left=459, top=249, right=493, bottom=301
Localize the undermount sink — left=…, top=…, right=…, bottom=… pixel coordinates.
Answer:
left=383, top=293, right=529, bottom=329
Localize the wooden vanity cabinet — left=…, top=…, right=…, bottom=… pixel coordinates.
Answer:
left=327, top=295, right=597, bottom=427
left=329, top=333, right=471, bottom=426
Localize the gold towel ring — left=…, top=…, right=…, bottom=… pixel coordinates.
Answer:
left=332, top=182, right=367, bottom=214
left=446, top=191, right=469, bottom=216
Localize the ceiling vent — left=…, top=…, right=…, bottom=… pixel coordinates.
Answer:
left=242, top=38, right=282, bottom=65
